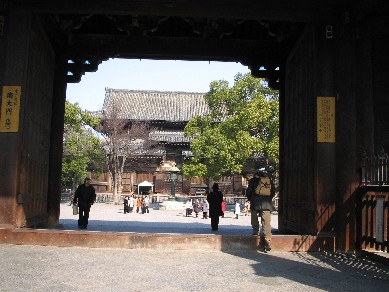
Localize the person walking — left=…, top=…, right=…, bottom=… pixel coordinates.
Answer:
left=73, top=177, right=96, bottom=229
left=246, top=170, right=274, bottom=252
left=243, top=200, right=250, bottom=216
left=221, top=199, right=227, bottom=218
left=185, top=199, right=193, bottom=217
left=143, top=196, right=150, bottom=213
left=202, top=199, right=209, bottom=219
left=136, top=196, right=142, bottom=213
left=123, top=196, right=129, bottom=214
left=234, top=200, right=240, bottom=219
left=129, top=195, right=135, bottom=213
left=193, top=199, right=202, bottom=218
left=207, top=183, right=223, bottom=231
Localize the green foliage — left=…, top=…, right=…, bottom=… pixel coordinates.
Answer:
left=183, top=73, right=279, bottom=179
left=62, top=101, right=105, bottom=189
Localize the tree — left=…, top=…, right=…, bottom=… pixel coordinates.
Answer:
left=183, top=73, right=279, bottom=181
left=99, top=101, right=157, bottom=205
left=62, top=101, right=105, bottom=191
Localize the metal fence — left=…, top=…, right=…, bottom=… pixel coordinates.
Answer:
left=61, top=192, right=114, bottom=204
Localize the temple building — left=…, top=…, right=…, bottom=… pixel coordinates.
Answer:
left=96, top=88, right=250, bottom=197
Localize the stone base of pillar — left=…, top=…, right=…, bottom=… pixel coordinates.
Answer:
left=46, top=211, right=60, bottom=228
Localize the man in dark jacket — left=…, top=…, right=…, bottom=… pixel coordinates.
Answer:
left=73, top=177, right=96, bottom=229
left=123, top=196, right=129, bottom=214
left=246, top=170, right=273, bottom=251
left=207, top=183, right=223, bottom=231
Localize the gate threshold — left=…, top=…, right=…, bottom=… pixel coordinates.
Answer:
left=0, top=226, right=334, bottom=252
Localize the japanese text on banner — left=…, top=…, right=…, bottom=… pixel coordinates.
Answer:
left=0, top=86, right=21, bottom=133
left=317, top=96, right=335, bottom=143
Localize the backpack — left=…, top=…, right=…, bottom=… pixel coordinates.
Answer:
left=255, top=176, right=271, bottom=196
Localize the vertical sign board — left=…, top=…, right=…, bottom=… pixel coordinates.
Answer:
left=0, top=86, right=21, bottom=132
left=376, top=196, right=384, bottom=243
left=317, top=96, right=335, bottom=143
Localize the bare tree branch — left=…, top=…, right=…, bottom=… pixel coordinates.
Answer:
left=98, top=99, right=163, bottom=204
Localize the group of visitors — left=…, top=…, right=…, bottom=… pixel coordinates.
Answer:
left=123, top=194, right=150, bottom=214
left=184, top=198, right=209, bottom=218
left=72, top=170, right=274, bottom=252
left=183, top=170, right=274, bottom=252
left=184, top=183, right=225, bottom=231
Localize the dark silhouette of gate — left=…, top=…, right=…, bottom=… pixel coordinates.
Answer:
left=1, top=0, right=389, bottom=252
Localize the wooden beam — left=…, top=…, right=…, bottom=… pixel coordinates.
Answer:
left=11, top=0, right=343, bottom=22
left=352, top=0, right=386, bottom=25
left=68, top=34, right=285, bottom=65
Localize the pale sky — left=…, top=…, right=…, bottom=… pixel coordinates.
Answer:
left=66, top=59, right=250, bottom=111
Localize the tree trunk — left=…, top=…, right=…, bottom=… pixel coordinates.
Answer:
left=113, top=177, right=120, bottom=205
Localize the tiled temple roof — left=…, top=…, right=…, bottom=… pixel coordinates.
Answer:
left=103, top=88, right=209, bottom=122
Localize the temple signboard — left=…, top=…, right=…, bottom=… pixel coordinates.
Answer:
left=317, top=96, right=335, bottom=143
left=0, top=86, right=21, bottom=133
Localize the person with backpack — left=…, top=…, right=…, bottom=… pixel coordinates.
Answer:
left=246, top=170, right=274, bottom=252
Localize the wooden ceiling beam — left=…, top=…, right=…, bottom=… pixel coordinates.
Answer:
left=68, top=34, right=285, bottom=66
left=11, top=0, right=343, bottom=22
left=352, top=0, right=388, bottom=25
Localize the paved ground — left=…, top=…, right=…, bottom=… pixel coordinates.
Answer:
left=59, top=202, right=278, bottom=235
left=1, top=203, right=388, bottom=291
left=0, top=245, right=388, bottom=292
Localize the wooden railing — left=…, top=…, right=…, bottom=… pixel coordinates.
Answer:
left=361, top=152, right=389, bottom=186
left=357, top=191, right=389, bottom=252
left=357, top=152, right=389, bottom=252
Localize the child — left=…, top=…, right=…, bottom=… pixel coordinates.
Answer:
left=193, top=199, right=202, bottom=217
left=234, top=201, right=241, bottom=219
left=202, top=199, right=209, bottom=219
left=244, top=200, right=250, bottom=216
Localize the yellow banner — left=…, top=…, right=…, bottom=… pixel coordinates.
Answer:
left=0, top=86, right=21, bottom=133
left=317, top=96, right=335, bottom=143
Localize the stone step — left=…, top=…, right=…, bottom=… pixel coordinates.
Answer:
left=0, top=227, right=334, bottom=252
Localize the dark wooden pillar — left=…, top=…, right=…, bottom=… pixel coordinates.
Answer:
left=333, top=24, right=358, bottom=252
left=314, top=25, right=337, bottom=238
left=283, top=24, right=322, bottom=235
left=355, top=29, right=374, bottom=155
left=278, top=69, right=285, bottom=232
left=47, top=56, right=67, bottom=227
left=0, top=10, right=55, bottom=227
left=0, top=10, right=33, bottom=225
left=0, top=1, right=6, bottom=86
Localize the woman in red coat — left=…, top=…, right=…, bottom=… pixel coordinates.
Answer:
left=221, top=199, right=227, bottom=218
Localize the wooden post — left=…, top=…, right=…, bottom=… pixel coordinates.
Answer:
left=0, top=10, right=32, bottom=225
left=334, top=23, right=358, bottom=252
left=0, top=10, right=56, bottom=227
left=278, top=69, right=285, bottom=232
left=313, top=24, right=337, bottom=238
left=47, top=55, right=67, bottom=227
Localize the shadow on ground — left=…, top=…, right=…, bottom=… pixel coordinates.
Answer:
left=221, top=250, right=389, bottom=291
left=59, top=218, right=256, bottom=236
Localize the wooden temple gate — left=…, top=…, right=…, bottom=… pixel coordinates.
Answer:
left=1, top=0, right=389, bottom=252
